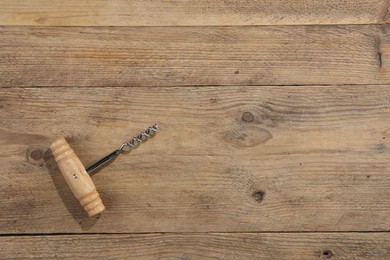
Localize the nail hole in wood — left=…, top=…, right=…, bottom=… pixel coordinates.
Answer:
left=30, top=150, right=43, bottom=161
left=322, top=249, right=333, bottom=258
left=242, top=112, right=254, bottom=123
left=253, top=191, right=265, bottom=203
left=26, top=145, right=49, bottom=167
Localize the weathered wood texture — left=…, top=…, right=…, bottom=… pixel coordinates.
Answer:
left=1, top=85, right=390, bottom=233
left=1, top=25, right=389, bottom=88
left=0, top=0, right=389, bottom=26
left=1, top=233, right=390, bottom=259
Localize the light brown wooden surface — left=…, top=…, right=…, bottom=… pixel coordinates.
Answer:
left=1, top=25, right=389, bottom=88
left=1, top=85, right=390, bottom=233
left=2, top=1, right=390, bottom=258
left=0, top=0, right=389, bottom=26
left=1, top=233, right=390, bottom=259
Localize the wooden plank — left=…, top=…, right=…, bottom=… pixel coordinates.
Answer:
left=0, top=0, right=389, bottom=26
left=1, top=233, right=390, bottom=259
left=0, top=25, right=389, bottom=87
left=1, top=85, right=390, bottom=233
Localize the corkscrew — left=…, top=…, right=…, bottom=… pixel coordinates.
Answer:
left=50, top=124, right=158, bottom=217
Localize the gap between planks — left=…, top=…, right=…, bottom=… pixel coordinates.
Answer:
left=4, top=83, right=390, bottom=89
left=1, top=231, right=390, bottom=237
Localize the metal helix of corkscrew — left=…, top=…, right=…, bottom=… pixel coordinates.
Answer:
left=86, top=124, right=159, bottom=174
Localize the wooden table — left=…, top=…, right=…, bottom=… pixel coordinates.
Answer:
left=1, top=1, right=390, bottom=259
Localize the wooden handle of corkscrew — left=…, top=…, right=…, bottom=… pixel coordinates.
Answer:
left=50, top=138, right=105, bottom=217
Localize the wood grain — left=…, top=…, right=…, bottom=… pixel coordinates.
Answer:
left=1, top=85, right=390, bottom=233
left=0, top=0, right=389, bottom=26
left=1, top=25, right=389, bottom=87
left=1, top=233, right=390, bottom=259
